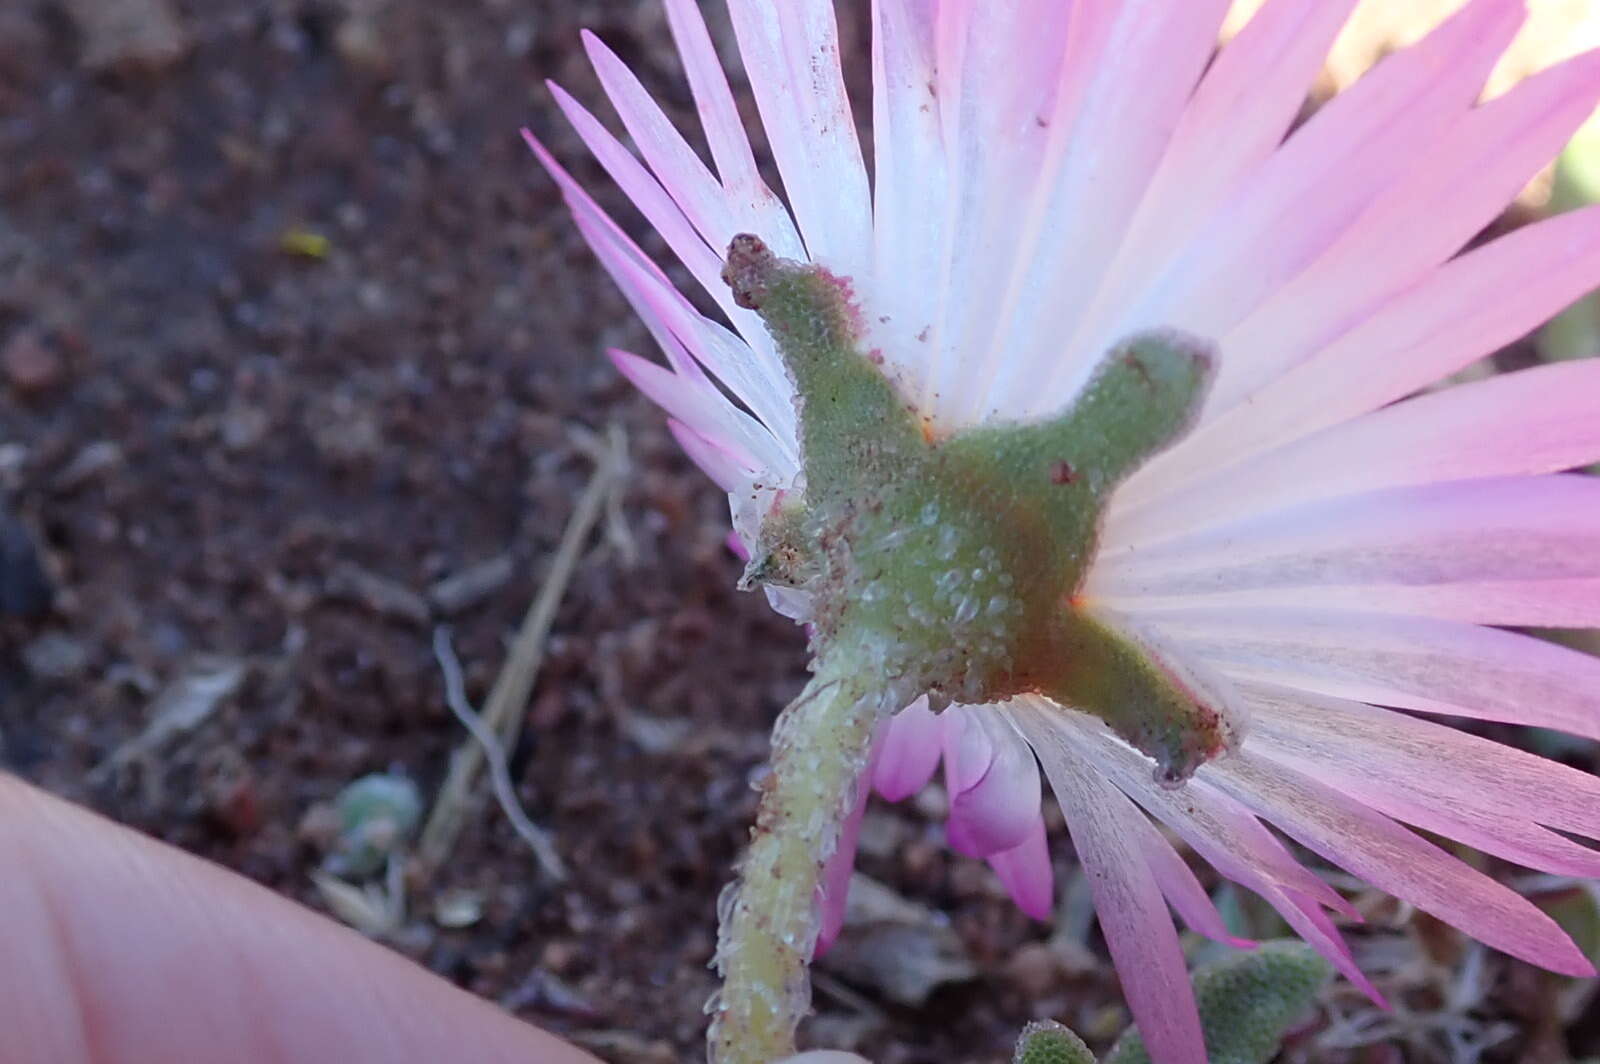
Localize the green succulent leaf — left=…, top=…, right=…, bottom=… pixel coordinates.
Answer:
left=1013, top=1020, right=1098, bottom=1064
left=325, top=772, right=423, bottom=878
left=1104, top=941, right=1332, bottom=1064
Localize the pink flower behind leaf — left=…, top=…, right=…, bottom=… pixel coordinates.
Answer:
left=533, top=1, right=1600, bottom=1060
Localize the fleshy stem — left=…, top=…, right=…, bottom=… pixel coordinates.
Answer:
left=709, top=235, right=1228, bottom=1063
left=707, top=652, right=880, bottom=1064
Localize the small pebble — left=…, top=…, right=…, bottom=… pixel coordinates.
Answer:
left=1006, top=941, right=1061, bottom=998
left=61, top=0, right=191, bottom=73
left=427, top=554, right=514, bottom=615
left=2, top=331, right=62, bottom=397
left=325, top=561, right=430, bottom=626
left=53, top=441, right=123, bottom=491
left=21, top=632, right=90, bottom=680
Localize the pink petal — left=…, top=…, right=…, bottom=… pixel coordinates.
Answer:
left=939, top=705, right=993, bottom=797
left=913, top=0, right=1077, bottom=422
left=981, top=0, right=1235, bottom=424
left=1128, top=809, right=1255, bottom=949
left=1023, top=702, right=1354, bottom=914
left=525, top=130, right=702, bottom=375
left=660, top=0, right=762, bottom=202
left=986, top=816, right=1055, bottom=921
left=542, top=90, right=799, bottom=450
left=1100, top=576, right=1600, bottom=630
left=666, top=418, right=752, bottom=493
left=1061, top=0, right=1359, bottom=390
left=1025, top=703, right=1383, bottom=1004
left=1160, top=578, right=1600, bottom=628
left=545, top=82, right=724, bottom=300
left=870, top=0, right=948, bottom=403
left=942, top=710, right=1041, bottom=858
left=1098, top=475, right=1600, bottom=601
left=1111, top=0, right=1521, bottom=361
left=581, top=27, right=805, bottom=262
left=565, top=211, right=797, bottom=468
left=1210, top=45, right=1600, bottom=409
left=581, top=31, right=730, bottom=248
left=1250, top=722, right=1600, bottom=879
left=1243, top=683, right=1600, bottom=847
left=607, top=348, right=770, bottom=476
left=1018, top=709, right=1208, bottom=1064
left=1124, top=203, right=1600, bottom=512
left=1143, top=605, right=1600, bottom=740
left=724, top=0, right=871, bottom=278
left=1170, top=0, right=1360, bottom=214
left=1108, top=358, right=1600, bottom=550
left=872, top=697, right=943, bottom=803
left=1270, top=887, right=1387, bottom=1009
left=526, top=130, right=796, bottom=474
left=1206, top=750, right=1595, bottom=977
left=815, top=754, right=875, bottom=958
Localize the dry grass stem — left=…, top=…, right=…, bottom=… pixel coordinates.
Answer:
left=417, top=424, right=628, bottom=872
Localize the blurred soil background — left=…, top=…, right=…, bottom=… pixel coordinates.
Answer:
left=3, top=1, right=1600, bottom=1062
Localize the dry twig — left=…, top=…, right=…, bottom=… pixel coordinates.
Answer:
left=572, top=423, right=638, bottom=567
left=432, top=627, right=566, bottom=880
left=417, top=425, right=628, bottom=871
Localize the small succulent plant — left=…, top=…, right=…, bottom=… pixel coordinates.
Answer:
left=1016, top=942, right=1332, bottom=1064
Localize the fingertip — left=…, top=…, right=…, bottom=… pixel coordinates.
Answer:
left=0, top=774, right=600, bottom=1064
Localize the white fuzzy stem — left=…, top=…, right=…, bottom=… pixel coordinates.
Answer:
left=708, top=661, right=881, bottom=1064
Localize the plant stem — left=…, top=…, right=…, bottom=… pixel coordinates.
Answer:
left=708, top=657, right=882, bottom=1064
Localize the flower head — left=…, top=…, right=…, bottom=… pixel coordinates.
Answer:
left=533, top=1, right=1600, bottom=1060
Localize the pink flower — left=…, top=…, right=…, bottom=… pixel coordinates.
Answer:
left=532, top=1, right=1600, bottom=1059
